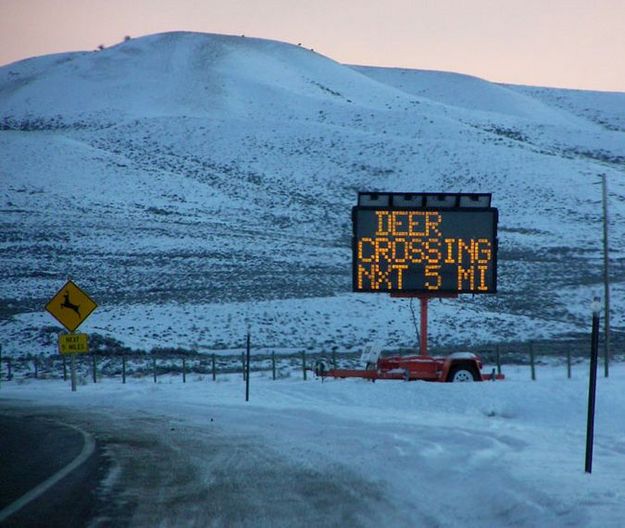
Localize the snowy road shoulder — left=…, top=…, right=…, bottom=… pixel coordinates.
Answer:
left=1, top=365, right=624, bottom=527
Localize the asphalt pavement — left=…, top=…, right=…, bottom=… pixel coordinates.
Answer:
left=0, top=409, right=106, bottom=528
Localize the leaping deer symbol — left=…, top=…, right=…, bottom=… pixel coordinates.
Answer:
left=61, top=291, right=81, bottom=317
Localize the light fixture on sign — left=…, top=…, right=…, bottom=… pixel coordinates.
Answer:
left=358, top=193, right=390, bottom=207
left=425, top=194, right=457, bottom=208
left=392, top=193, right=424, bottom=207
left=357, top=192, right=492, bottom=209
left=459, top=194, right=491, bottom=208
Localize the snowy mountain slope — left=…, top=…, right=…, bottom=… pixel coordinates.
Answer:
left=508, top=83, right=625, bottom=132
left=0, top=32, right=429, bottom=121
left=1, top=31, right=624, bottom=355
left=352, top=66, right=578, bottom=123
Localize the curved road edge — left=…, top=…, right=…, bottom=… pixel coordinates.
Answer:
left=0, top=416, right=96, bottom=525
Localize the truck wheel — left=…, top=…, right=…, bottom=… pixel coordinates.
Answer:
left=448, top=366, right=478, bottom=382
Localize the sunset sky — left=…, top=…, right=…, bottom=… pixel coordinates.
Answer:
left=1, top=0, right=624, bottom=92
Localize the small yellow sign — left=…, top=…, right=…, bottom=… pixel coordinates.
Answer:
left=59, top=333, right=89, bottom=354
left=45, top=280, right=97, bottom=332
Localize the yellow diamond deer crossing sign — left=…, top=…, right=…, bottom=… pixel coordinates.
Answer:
left=45, top=280, right=97, bottom=332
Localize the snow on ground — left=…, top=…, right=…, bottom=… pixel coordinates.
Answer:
left=2, top=363, right=625, bottom=527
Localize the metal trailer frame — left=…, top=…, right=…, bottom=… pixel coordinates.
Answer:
left=317, top=293, right=505, bottom=382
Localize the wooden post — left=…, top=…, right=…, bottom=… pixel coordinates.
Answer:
left=567, top=348, right=572, bottom=379
left=212, top=354, right=216, bottom=381
left=302, top=351, right=307, bottom=380
left=182, top=357, right=187, bottom=383
left=153, top=357, right=157, bottom=383
left=272, top=350, right=276, bottom=380
left=332, top=349, right=337, bottom=369
left=7, top=357, right=12, bottom=381
left=92, top=352, right=97, bottom=383
left=62, top=354, right=67, bottom=381
left=530, top=342, right=536, bottom=381
left=34, top=358, right=38, bottom=379
left=601, top=173, right=610, bottom=378
left=122, top=355, right=126, bottom=384
left=245, top=332, right=251, bottom=402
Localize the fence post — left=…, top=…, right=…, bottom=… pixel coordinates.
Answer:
left=272, top=350, right=276, bottom=380
left=567, top=348, right=572, bottom=379
left=212, top=354, right=216, bottom=381
left=92, top=352, right=97, bottom=383
left=153, top=357, right=157, bottom=383
left=182, top=357, right=187, bottom=383
left=302, top=351, right=307, bottom=381
left=122, top=355, right=126, bottom=384
left=530, top=342, right=536, bottom=381
left=62, top=354, right=67, bottom=381
left=496, top=344, right=501, bottom=375
left=7, top=358, right=12, bottom=381
left=332, top=349, right=337, bottom=370
left=245, top=332, right=251, bottom=402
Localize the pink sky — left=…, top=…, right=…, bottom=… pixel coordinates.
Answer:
left=1, top=0, right=624, bottom=92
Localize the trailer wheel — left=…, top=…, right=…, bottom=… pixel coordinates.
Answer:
left=314, top=360, right=327, bottom=377
left=448, top=366, right=478, bottom=382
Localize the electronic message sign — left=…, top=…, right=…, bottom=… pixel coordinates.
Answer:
left=353, top=193, right=498, bottom=294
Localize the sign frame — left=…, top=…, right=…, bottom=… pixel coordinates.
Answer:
left=352, top=202, right=499, bottom=295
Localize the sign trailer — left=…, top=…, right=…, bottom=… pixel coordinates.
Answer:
left=318, top=192, right=503, bottom=382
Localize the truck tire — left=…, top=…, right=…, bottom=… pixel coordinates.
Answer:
left=448, top=366, right=478, bottom=382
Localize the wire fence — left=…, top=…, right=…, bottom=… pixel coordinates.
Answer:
left=0, top=350, right=359, bottom=384
left=0, top=336, right=622, bottom=385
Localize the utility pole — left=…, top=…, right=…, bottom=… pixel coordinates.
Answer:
left=601, top=173, right=610, bottom=378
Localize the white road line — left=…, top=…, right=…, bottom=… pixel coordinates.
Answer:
left=0, top=420, right=96, bottom=523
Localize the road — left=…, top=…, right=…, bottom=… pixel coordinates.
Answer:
left=0, top=409, right=107, bottom=527
left=0, top=401, right=391, bottom=527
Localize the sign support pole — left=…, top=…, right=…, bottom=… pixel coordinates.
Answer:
left=420, top=296, right=428, bottom=357
left=70, top=334, right=77, bottom=393
left=392, top=293, right=457, bottom=357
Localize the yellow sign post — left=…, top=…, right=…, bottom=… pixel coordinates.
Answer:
left=45, top=279, right=97, bottom=332
left=59, top=333, right=89, bottom=354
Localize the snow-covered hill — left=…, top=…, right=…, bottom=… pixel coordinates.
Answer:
left=1, top=31, right=624, bottom=355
